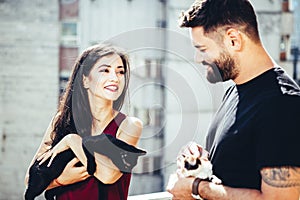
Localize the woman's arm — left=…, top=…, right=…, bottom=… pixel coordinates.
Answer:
left=39, top=116, right=143, bottom=184
left=24, top=117, right=54, bottom=186
left=93, top=116, right=143, bottom=184
left=25, top=115, right=90, bottom=189
left=46, top=157, right=90, bottom=190
left=24, top=115, right=69, bottom=189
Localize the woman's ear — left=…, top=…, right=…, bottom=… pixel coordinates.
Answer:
left=82, top=75, right=89, bottom=89
left=225, top=28, right=242, bottom=51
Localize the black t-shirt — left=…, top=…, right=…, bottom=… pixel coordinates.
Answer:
left=206, top=67, right=300, bottom=190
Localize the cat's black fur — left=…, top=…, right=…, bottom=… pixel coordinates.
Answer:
left=25, top=134, right=146, bottom=200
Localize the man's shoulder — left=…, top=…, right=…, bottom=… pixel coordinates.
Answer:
left=274, top=66, right=300, bottom=96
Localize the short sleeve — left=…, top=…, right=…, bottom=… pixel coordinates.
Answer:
left=255, top=95, right=300, bottom=170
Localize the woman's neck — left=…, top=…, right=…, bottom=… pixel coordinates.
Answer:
left=91, top=108, right=116, bottom=135
left=92, top=106, right=114, bottom=121
left=88, top=94, right=116, bottom=135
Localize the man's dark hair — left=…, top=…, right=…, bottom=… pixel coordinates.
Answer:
left=179, top=0, right=260, bottom=43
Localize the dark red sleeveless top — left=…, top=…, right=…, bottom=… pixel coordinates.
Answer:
left=57, top=112, right=131, bottom=200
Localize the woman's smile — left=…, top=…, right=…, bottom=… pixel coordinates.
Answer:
left=104, top=84, right=119, bottom=92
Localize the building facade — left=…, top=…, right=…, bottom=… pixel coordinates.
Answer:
left=0, top=0, right=59, bottom=199
left=0, top=0, right=299, bottom=199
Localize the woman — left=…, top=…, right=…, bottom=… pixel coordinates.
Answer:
left=25, top=44, right=143, bottom=199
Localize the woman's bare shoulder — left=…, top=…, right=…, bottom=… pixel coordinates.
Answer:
left=122, top=115, right=143, bottom=129
left=117, top=115, right=143, bottom=145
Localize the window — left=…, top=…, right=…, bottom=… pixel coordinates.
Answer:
left=60, top=21, right=79, bottom=46
left=291, top=0, right=300, bottom=48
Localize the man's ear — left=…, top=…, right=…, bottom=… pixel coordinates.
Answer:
left=82, top=75, right=89, bottom=89
left=225, top=28, right=242, bottom=51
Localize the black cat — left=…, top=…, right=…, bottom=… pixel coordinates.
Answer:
left=25, top=134, right=146, bottom=200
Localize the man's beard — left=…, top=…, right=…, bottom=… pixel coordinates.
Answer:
left=203, top=51, right=238, bottom=83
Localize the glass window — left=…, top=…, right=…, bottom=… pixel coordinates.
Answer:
left=60, top=21, right=78, bottom=46
left=291, top=0, right=300, bottom=48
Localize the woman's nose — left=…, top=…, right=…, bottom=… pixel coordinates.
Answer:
left=109, top=71, right=118, bottom=82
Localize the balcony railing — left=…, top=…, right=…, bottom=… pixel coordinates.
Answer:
left=128, top=191, right=172, bottom=200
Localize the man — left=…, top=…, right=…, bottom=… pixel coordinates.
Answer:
left=168, top=0, right=300, bottom=199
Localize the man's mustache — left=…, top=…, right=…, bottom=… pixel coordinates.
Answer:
left=202, top=60, right=214, bottom=68
left=201, top=61, right=224, bottom=82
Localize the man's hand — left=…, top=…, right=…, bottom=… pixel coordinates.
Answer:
left=176, top=142, right=209, bottom=178
left=177, top=141, right=208, bottom=159
left=167, top=142, right=210, bottom=199
left=167, top=176, right=195, bottom=200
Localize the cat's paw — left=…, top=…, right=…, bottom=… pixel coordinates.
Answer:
left=211, top=175, right=222, bottom=184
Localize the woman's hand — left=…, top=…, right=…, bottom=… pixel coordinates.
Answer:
left=37, top=134, right=74, bottom=167
left=55, top=157, right=90, bottom=186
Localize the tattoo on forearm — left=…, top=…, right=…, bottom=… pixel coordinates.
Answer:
left=261, top=167, right=300, bottom=188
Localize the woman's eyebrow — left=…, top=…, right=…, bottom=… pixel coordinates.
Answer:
left=97, top=65, right=124, bottom=69
left=98, top=64, right=111, bottom=68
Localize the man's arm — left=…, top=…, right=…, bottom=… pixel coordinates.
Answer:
left=168, top=166, right=300, bottom=200
left=261, top=166, right=300, bottom=188
left=200, top=166, right=300, bottom=200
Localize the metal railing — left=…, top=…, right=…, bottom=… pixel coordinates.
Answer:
left=291, top=47, right=300, bottom=84
left=128, top=191, right=172, bottom=200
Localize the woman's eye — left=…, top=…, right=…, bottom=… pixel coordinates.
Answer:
left=117, top=70, right=125, bottom=75
left=99, top=68, right=109, bottom=73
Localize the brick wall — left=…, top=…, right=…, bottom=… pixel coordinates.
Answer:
left=0, top=1, right=59, bottom=199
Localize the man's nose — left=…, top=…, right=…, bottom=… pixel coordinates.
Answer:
left=194, top=51, right=204, bottom=63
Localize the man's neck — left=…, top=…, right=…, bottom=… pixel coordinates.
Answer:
left=233, top=42, right=274, bottom=85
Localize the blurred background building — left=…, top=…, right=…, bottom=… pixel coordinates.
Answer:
left=0, top=0, right=299, bottom=199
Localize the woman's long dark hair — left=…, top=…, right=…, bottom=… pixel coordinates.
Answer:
left=51, top=44, right=130, bottom=146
